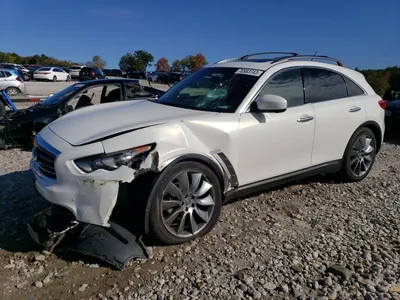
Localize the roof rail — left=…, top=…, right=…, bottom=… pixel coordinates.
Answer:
left=240, top=52, right=299, bottom=60
left=214, top=57, right=239, bottom=64
left=271, top=55, right=346, bottom=67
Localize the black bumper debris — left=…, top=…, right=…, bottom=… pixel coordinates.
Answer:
left=27, top=206, right=149, bottom=270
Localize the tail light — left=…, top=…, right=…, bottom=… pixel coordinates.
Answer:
left=378, top=100, right=388, bottom=109
left=43, top=72, right=51, bottom=75
left=16, top=77, right=22, bottom=82
left=179, top=76, right=182, bottom=80
left=91, top=72, right=95, bottom=76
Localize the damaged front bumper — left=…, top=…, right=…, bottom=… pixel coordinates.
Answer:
left=27, top=206, right=149, bottom=270
left=31, top=129, right=158, bottom=228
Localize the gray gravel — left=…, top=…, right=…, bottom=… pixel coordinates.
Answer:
left=0, top=137, right=399, bottom=299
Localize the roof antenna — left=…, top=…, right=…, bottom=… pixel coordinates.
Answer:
left=311, top=51, right=317, bottom=61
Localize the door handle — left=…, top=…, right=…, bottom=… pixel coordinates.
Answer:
left=349, top=106, right=361, bottom=112
left=297, top=115, right=314, bottom=122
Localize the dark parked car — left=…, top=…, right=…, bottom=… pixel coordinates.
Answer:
left=102, top=69, right=111, bottom=76
left=157, top=72, right=183, bottom=84
left=79, top=67, right=106, bottom=81
left=27, top=65, right=43, bottom=79
left=0, top=78, right=166, bottom=149
left=107, top=69, right=123, bottom=77
left=124, top=70, right=146, bottom=79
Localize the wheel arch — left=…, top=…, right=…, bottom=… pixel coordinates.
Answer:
left=341, top=120, right=383, bottom=160
left=359, top=121, right=383, bottom=153
left=142, top=153, right=226, bottom=235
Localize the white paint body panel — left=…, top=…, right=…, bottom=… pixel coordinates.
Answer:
left=31, top=58, right=386, bottom=227
left=310, top=96, right=367, bottom=165
left=237, top=104, right=315, bottom=185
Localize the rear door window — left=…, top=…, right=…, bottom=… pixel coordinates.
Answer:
left=304, top=68, right=348, bottom=103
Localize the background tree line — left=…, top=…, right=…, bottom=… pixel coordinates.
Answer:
left=0, top=52, right=107, bottom=69
left=1, top=50, right=399, bottom=98
left=119, top=50, right=208, bottom=74
left=357, top=67, right=400, bottom=99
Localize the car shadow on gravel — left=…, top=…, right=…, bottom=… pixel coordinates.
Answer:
left=0, top=170, right=49, bottom=253
left=224, top=173, right=339, bottom=207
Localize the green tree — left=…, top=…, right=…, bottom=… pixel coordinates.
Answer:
left=87, top=55, right=106, bottom=69
left=180, top=57, right=190, bottom=72
left=119, top=53, right=134, bottom=70
left=361, top=70, right=390, bottom=97
left=119, top=50, right=154, bottom=72
left=171, top=60, right=182, bottom=72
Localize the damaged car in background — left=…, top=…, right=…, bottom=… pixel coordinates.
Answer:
left=0, top=78, right=165, bottom=149
left=28, top=52, right=385, bottom=269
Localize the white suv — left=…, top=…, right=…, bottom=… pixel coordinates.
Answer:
left=30, top=52, right=385, bottom=245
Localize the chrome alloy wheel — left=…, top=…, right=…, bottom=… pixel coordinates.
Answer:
left=350, top=134, right=374, bottom=177
left=161, top=170, right=216, bottom=238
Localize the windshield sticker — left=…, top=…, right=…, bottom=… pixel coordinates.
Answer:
left=235, top=68, right=263, bottom=76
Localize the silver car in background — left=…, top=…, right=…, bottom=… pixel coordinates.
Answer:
left=68, top=66, right=85, bottom=79
left=0, top=68, right=27, bottom=95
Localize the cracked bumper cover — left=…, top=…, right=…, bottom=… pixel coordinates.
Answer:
left=27, top=206, right=148, bottom=270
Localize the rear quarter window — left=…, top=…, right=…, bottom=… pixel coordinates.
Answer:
left=343, top=76, right=365, bottom=96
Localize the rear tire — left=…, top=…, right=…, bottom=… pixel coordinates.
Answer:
left=53, top=76, right=57, bottom=82
left=5, top=87, right=20, bottom=96
left=338, top=127, right=376, bottom=182
left=148, top=161, right=222, bottom=245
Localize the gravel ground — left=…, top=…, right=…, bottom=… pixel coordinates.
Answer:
left=0, top=122, right=400, bottom=299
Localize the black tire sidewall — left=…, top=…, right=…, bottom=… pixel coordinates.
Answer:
left=148, top=161, right=222, bottom=245
left=0, top=101, right=6, bottom=117
left=341, top=127, right=377, bottom=182
left=6, top=87, right=19, bottom=96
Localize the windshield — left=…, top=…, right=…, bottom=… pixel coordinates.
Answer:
left=40, top=83, right=85, bottom=107
left=156, top=67, right=262, bottom=113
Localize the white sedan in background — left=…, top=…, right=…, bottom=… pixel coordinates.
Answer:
left=33, top=67, right=71, bottom=82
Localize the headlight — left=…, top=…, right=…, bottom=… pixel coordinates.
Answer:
left=74, top=144, right=154, bottom=173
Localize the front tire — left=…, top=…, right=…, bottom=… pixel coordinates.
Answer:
left=148, top=161, right=222, bottom=245
left=66, top=75, right=71, bottom=81
left=53, top=76, right=57, bottom=82
left=339, top=127, right=376, bottom=182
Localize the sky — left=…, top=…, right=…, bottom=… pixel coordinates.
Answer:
left=1, top=0, right=398, bottom=70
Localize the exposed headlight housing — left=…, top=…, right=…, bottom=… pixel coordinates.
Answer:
left=74, top=144, right=154, bottom=173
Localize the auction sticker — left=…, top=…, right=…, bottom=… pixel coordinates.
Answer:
left=235, top=68, right=263, bottom=76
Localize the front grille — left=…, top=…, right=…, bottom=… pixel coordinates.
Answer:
left=35, top=144, right=57, bottom=179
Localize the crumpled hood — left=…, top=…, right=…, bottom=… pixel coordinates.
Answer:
left=48, top=100, right=216, bottom=146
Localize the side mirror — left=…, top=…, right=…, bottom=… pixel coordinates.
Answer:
left=255, top=94, right=287, bottom=112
